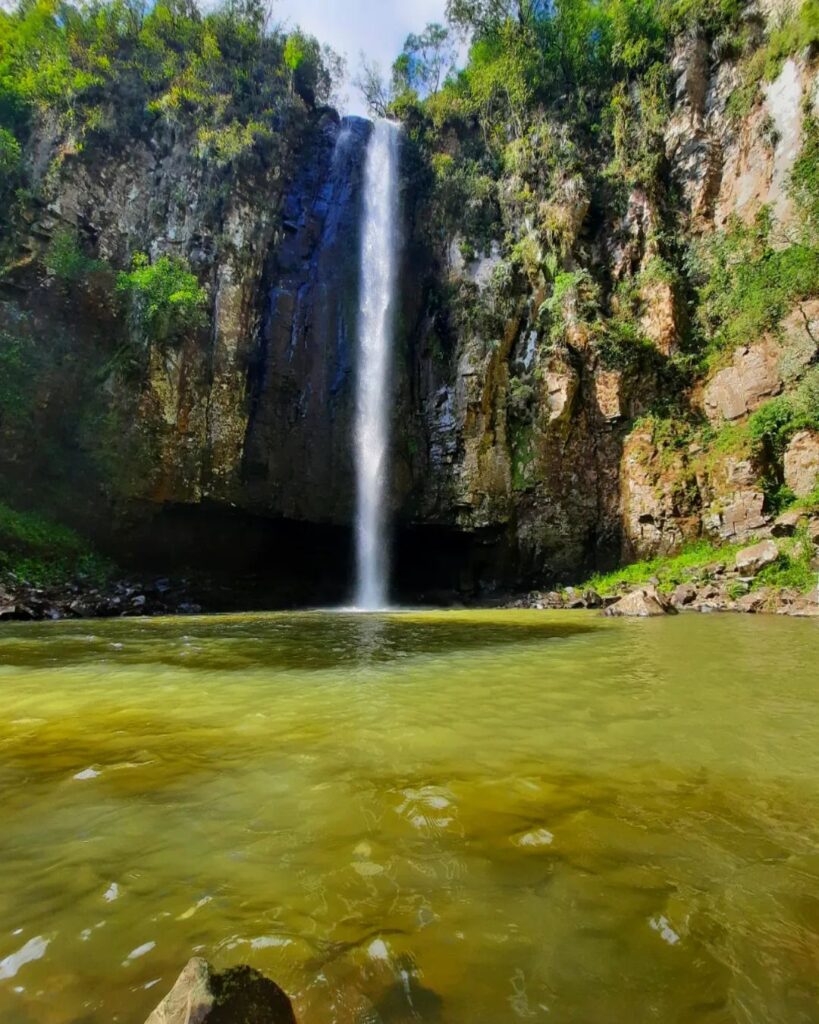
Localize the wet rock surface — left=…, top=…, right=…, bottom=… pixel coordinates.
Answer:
left=145, top=958, right=296, bottom=1024
left=0, top=575, right=201, bottom=622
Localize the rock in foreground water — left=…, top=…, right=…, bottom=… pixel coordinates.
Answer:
left=145, top=958, right=296, bottom=1024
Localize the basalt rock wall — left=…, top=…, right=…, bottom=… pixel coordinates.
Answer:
left=1, top=9, right=817, bottom=598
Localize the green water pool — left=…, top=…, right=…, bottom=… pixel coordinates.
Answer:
left=0, top=610, right=818, bottom=1023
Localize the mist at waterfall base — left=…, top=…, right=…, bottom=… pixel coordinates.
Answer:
left=353, top=119, right=400, bottom=612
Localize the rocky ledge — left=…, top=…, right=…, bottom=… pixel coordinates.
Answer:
left=0, top=575, right=202, bottom=622
left=509, top=512, right=819, bottom=618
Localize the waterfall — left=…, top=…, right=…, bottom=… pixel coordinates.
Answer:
left=354, top=119, right=400, bottom=611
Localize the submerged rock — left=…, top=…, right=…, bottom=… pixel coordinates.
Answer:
left=145, top=957, right=297, bottom=1024
left=604, top=587, right=674, bottom=617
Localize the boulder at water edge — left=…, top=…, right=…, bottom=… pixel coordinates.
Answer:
left=604, top=587, right=674, bottom=617
left=735, top=539, right=779, bottom=574
left=145, top=958, right=297, bottom=1024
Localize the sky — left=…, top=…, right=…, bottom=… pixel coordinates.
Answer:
left=271, top=0, right=452, bottom=115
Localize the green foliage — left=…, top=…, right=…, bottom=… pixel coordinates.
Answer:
left=508, top=374, right=536, bottom=416
left=430, top=0, right=744, bottom=150
left=747, top=368, right=819, bottom=458
left=45, top=228, right=105, bottom=281
left=583, top=539, right=742, bottom=595
left=634, top=412, right=695, bottom=456
left=793, top=484, right=819, bottom=512
left=755, top=526, right=816, bottom=593
left=282, top=31, right=339, bottom=104
left=596, top=320, right=658, bottom=369
left=197, top=118, right=271, bottom=163
left=764, top=482, right=797, bottom=515
left=283, top=33, right=306, bottom=72
left=392, top=22, right=456, bottom=98
left=762, top=0, right=819, bottom=80
left=539, top=268, right=598, bottom=342
left=790, top=114, right=819, bottom=231
left=0, top=125, right=21, bottom=178
left=510, top=420, right=536, bottom=490
left=0, top=0, right=108, bottom=136
left=605, top=60, right=669, bottom=187
left=688, top=210, right=819, bottom=364
left=116, top=252, right=207, bottom=342
left=0, top=326, right=37, bottom=423
left=429, top=152, right=499, bottom=251
left=691, top=95, right=819, bottom=366
left=0, top=500, right=113, bottom=586
left=0, top=0, right=342, bottom=178
left=726, top=1, right=819, bottom=120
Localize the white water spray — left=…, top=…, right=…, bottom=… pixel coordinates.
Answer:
left=354, top=119, right=400, bottom=611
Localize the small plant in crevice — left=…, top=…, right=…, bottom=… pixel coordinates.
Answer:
left=45, top=228, right=106, bottom=282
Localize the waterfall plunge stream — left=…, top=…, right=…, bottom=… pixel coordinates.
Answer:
left=354, top=119, right=400, bottom=610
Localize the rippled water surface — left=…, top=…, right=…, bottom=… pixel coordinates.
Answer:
left=1, top=610, right=818, bottom=1024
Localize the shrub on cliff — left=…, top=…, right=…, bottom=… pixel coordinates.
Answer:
left=748, top=368, right=819, bottom=459
left=0, top=0, right=343, bottom=172
left=117, top=252, right=207, bottom=343
left=0, top=125, right=20, bottom=176
left=688, top=207, right=819, bottom=367
left=45, top=229, right=105, bottom=282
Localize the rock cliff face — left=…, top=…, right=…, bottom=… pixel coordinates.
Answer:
left=1, top=110, right=373, bottom=596
left=242, top=117, right=370, bottom=523
left=0, top=13, right=817, bottom=600
left=389, top=26, right=818, bottom=588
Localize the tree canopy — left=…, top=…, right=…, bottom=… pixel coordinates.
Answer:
left=0, top=0, right=342, bottom=162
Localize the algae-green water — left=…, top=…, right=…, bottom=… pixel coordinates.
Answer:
left=1, top=610, right=818, bottom=1024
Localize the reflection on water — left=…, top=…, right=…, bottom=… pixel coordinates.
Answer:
left=0, top=610, right=817, bottom=1024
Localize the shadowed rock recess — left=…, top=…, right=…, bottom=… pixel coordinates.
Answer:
left=0, top=0, right=817, bottom=606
